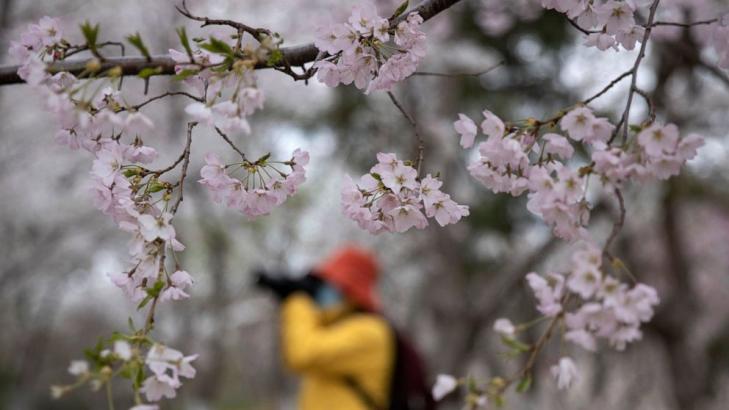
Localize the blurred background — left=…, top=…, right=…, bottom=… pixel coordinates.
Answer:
left=1, top=0, right=729, bottom=409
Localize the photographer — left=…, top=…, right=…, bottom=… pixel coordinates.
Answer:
left=258, top=246, right=435, bottom=410
left=257, top=246, right=394, bottom=409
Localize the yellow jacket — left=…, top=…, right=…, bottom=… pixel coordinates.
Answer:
left=281, top=293, right=395, bottom=410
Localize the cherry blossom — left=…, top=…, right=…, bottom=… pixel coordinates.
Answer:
left=313, top=3, right=426, bottom=93
left=199, top=149, right=309, bottom=218
left=551, top=357, right=579, bottom=390
left=432, top=374, right=458, bottom=401
left=341, top=153, right=468, bottom=233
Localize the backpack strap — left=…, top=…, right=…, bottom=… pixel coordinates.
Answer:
left=343, top=375, right=385, bottom=410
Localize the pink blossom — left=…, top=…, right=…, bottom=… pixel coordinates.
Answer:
left=560, top=107, right=596, bottom=141
left=542, top=133, right=574, bottom=159
left=454, top=113, right=478, bottom=148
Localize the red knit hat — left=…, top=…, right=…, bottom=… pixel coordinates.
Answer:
left=314, top=246, right=381, bottom=311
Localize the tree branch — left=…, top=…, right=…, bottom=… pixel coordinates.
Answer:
left=0, top=0, right=464, bottom=86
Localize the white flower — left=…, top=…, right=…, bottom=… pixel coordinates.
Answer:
left=493, top=318, right=516, bottom=336
left=68, top=360, right=89, bottom=376
left=550, top=357, right=579, bottom=390
left=114, top=340, right=132, bottom=361
left=432, top=374, right=458, bottom=401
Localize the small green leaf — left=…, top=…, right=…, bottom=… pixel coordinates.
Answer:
left=629, top=124, right=643, bottom=133
left=501, top=336, right=531, bottom=353
left=128, top=317, right=136, bottom=332
left=126, top=33, right=151, bottom=59
left=173, top=68, right=200, bottom=81
left=137, top=295, right=152, bottom=310
left=390, top=0, right=409, bottom=19
left=80, top=21, right=100, bottom=48
left=138, top=67, right=163, bottom=79
left=199, top=36, right=233, bottom=56
left=516, top=374, right=532, bottom=393
left=255, top=153, right=271, bottom=164
left=267, top=48, right=283, bottom=67
left=147, top=179, right=166, bottom=193
left=176, top=27, right=194, bottom=59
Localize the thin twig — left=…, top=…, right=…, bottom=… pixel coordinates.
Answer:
left=176, top=0, right=271, bottom=41
left=214, top=127, right=248, bottom=161
left=412, top=61, right=504, bottom=78
left=649, top=18, right=718, bottom=28
left=583, top=69, right=633, bottom=105
left=171, top=122, right=197, bottom=214
left=387, top=91, right=424, bottom=175
left=567, top=18, right=599, bottom=35
left=603, top=188, right=626, bottom=260
left=616, top=0, right=662, bottom=143
left=633, top=88, right=656, bottom=124
left=129, top=91, right=204, bottom=111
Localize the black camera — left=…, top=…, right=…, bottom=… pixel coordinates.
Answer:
left=254, top=269, right=324, bottom=300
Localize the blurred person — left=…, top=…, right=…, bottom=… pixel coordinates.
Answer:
left=256, top=245, right=435, bottom=410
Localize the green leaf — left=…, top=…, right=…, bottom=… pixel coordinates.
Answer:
left=126, top=33, right=151, bottom=59
left=516, top=374, right=532, bottom=393
left=176, top=27, right=194, bottom=59
left=501, top=336, right=531, bottom=353
left=199, top=36, right=233, bottom=56
left=79, top=21, right=100, bottom=49
left=255, top=153, right=271, bottom=164
left=173, top=68, right=200, bottom=81
left=138, top=67, right=163, bottom=79
left=137, top=294, right=153, bottom=310
left=390, top=0, right=409, bottom=19
left=128, top=317, right=136, bottom=332
left=147, top=179, right=166, bottom=193
left=267, top=48, right=283, bottom=67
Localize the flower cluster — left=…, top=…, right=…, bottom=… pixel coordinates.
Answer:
left=170, top=33, right=272, bottom=136
left=9, top=18, right=196, bottom=305
left=58, top=339, right=197, bottom=410
left=10, top=19, right=200, bottom=409
left=526, top=240, right=660, bottom=351
left=456, top=106, right=703, bottom=241
left=542, top=0, right=645, bottom=51
left=341, top=153, right=469, bottom=234
left=141, top=344, right=198, bottom=403
left=8, top=16, right=64, bottom=85
left=199, top=149, right=309, bottom=218
left=314, top=2, right=426, bottom=93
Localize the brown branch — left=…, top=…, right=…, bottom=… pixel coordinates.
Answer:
left=0, top=0, right=463, bottom=86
